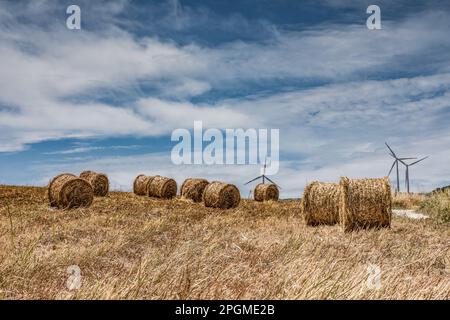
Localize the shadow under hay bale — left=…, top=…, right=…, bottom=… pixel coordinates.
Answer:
left=48, top=173, right=93, bottom=209
left=340, top=177, right=392, bottom=232
left=181, top=178, right=209, bottom=202
left=203, top=181, right=240, bottom=209
left=133, top=174, right=158, bottom=196
left=254, top=183, right=279, bottom=202
left=148, top=176, right=177, bottom=199
left=80, top=170, right=109, bottom=197
left=301, top=181, right=342, bottom=226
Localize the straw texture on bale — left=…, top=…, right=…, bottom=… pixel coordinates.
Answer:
left=254, top=183, right=279, bottom=202
left=133, top=175, right=157, bottom=196
left=80, top=170, right=109, bottom=197
left=181, top=178, right=209, bottom=202
left=203, top=181, right=240, bottom=209
left=340, top=177, right=392, bottom=232
left=301, top=182, right=342, bottom=226
left=48, top=173, right=94, bottom=209
left=148, top=176, right=177, bottom=199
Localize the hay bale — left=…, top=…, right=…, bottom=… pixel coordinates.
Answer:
left=48, top=173, right=93, bottom=209
left=133, top=174, right=157, bottom=196
left=254, top=183, right=279, bottom=202
left=148, top=176, right=177, bottom=199
left=301, top=182, right=342, bottom=226
left=203, top=181, right=240, bottom=209
left=79, top=170, right=109, bottom=197
left=181, top=178, right=209, bottom=202
left=340, top=177, right=392, bottom=232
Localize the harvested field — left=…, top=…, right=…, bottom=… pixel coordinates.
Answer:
left=0, top=185, right=449, bottom=299
left=392, top=193, right=427, bottom=210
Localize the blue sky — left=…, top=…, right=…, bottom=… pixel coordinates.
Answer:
left=0, top=0, right=449, bottom=197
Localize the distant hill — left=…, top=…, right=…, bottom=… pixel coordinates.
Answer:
left=432, top=185, right=450, bottom=194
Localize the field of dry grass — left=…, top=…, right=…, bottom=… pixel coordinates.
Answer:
left=392, top=192, right=428, bottom=210
left=0, top=185, right=449, bottom=300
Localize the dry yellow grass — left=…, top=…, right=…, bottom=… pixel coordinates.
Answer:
left=0, top=185, right=449, bottom=300
left=392, top=193, right=428, bottom=210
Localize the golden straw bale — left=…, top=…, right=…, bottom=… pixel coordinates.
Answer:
left=148, top=176, right=177, bottom=199
left=80, top=170, right=109, bottom=197
left=203, top=181, right=240, bottom=209
left=48, top=173, right=93, bottom=209
left=340, top=177, right=392, bottom=232
left=254, top=183, right=279, bottom=202
left=133, top=174, right=157, bottom=196
left=181, top=178, right=209, bottom=202
left=301, top=182, right=342, bottom=225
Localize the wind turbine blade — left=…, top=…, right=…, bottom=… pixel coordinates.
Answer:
left=398, top=158, right=407, bottom=166
left=264, top=176, right=281, bottom=189
left=388, top=161, right=396, bottom=176
left=409, top=156, right=429, bottom=166
left=398, top=157, right=417, bottom=160
left=385, top=142, right=397, bottom=158
left=244, top=176, right=263, bottom=185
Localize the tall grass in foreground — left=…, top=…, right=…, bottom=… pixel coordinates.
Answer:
left=392, top=193, right=427, bottom=209
left=420, top=192, right=450, bottom=224
left=0, top=185, right=449, bottom=299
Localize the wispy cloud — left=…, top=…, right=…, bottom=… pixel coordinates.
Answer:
left=43, top=145, right=142, bottom=155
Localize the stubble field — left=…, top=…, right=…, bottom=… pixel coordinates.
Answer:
left=0, top=185, right=448, bottom=299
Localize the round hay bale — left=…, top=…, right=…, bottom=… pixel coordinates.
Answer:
left=301, top=181, right=342, bottom=226
left=254, top=183, right=279, bottom=202
left=203, top=181, right=240, bottom=209
left=181, top=178, right=209, bottom=202
left=133, top=174, right=157, bottom=196
left=339, top=177, right=392, bottom=232
left=80, top=170, right=109, bottom=197
left=148, top=176, right=177, bottom=199
left=48, top=173, right=93, bottom=209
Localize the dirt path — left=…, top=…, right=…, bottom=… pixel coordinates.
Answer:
left=393, top=209, right=429, bottom=219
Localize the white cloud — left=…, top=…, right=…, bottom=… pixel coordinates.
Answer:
left=1, top=5, right=449, bottom=152
left=44, top=144, right=142, bottom=155
left=135, top=98, right=251, bottom=129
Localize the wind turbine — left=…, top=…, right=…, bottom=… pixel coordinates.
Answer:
left=398, top=157, right=429, bottom=193
left=244, top=157, right=281, bottom=188
left=385, top=142, right=416, bottom=193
